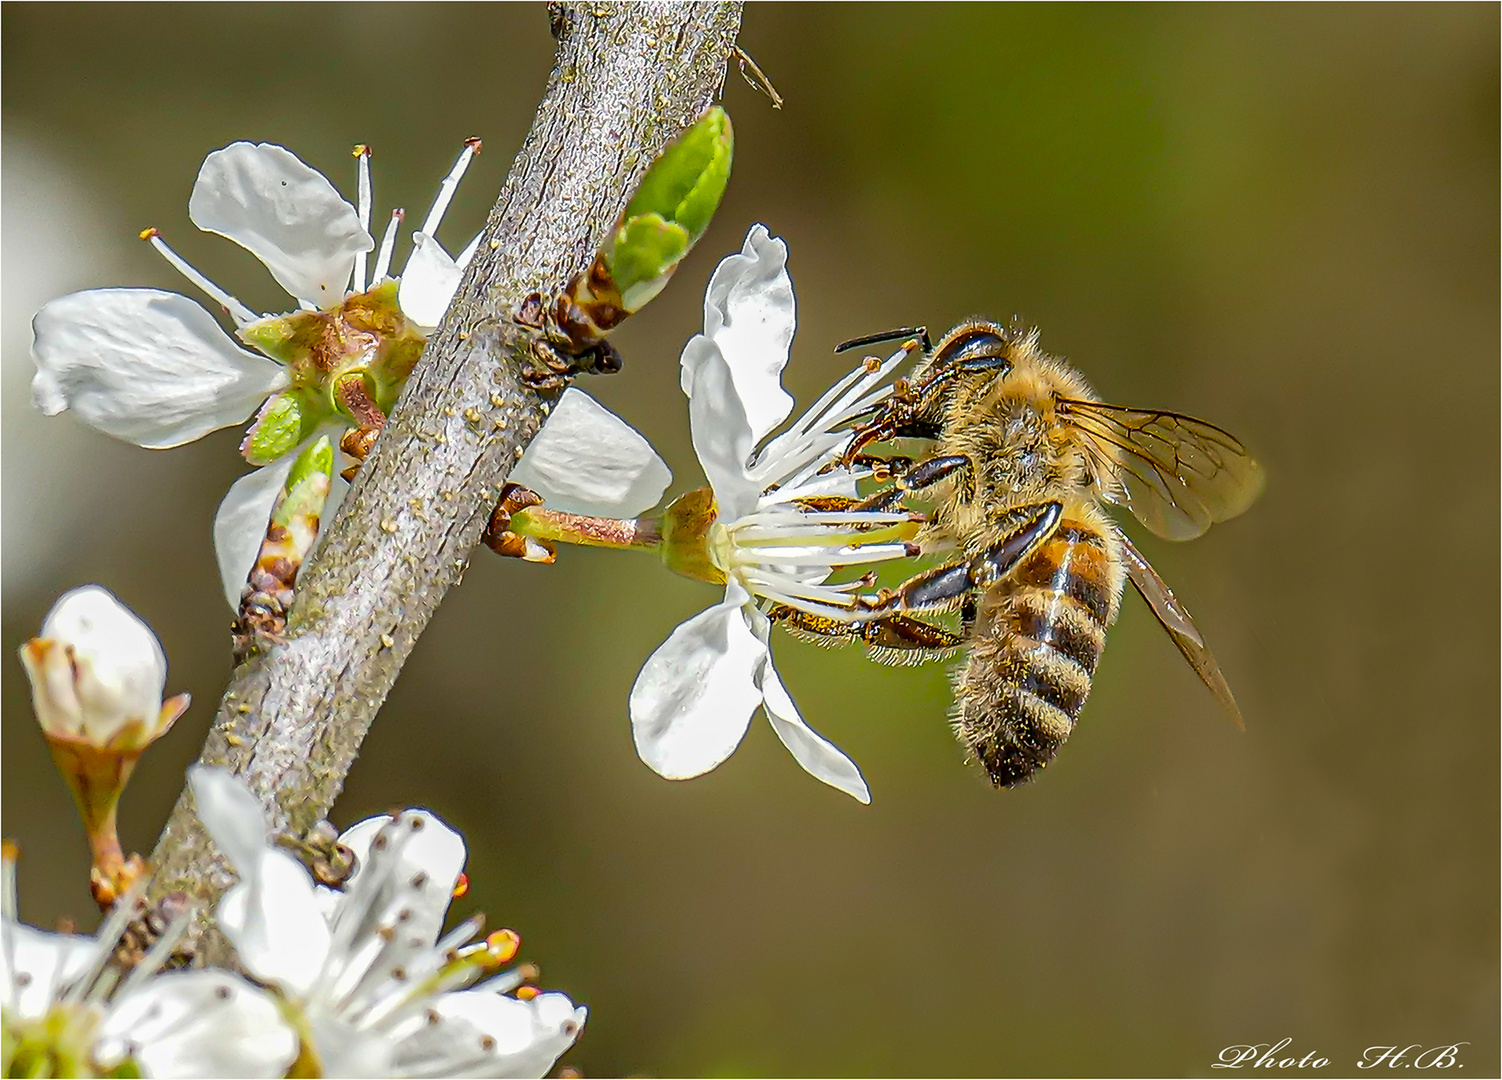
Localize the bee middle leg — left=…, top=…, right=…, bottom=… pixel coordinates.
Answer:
left=857, top=500, right=1064, bottom=615
left=768, top=604, right=960, bottom=665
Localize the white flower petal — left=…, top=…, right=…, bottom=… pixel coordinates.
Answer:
left=220, top=849, right=332, bottom=997
left=680, top=223, right=795, bottom=444
left=397, top=232, right=462, bottom=328
left=189, top=142, right=372, bottom=309
left=190, top=766, right=333, bottom=994
left=31, top=289, right=287, bottom=448
left=629, top=581, right=765, bottom=780
left=0, top=920, right=98, bottom=1021
left=97, top=970, right=298, bottom=1079
left=510, top=389, right=672, bottom=517
left=213, top=432, right=351, bottom=609
left=311, top=1015, right=398, bottom=1077
left=397, top=991, right=585, bottom=1078
left=757, top=649, right=871, bottom=804
left=188, top=765, right=270, bottom=877
left=335, top=810, right=467, bottom=952
left=686, top=345, right=761, bottom=520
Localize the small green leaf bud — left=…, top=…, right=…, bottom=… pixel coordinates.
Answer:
left=603, top=106, right=734, bottom=315
left=242, top=391, right=317, bottom=466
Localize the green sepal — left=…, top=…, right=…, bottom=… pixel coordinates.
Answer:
left=273, top=436, right=334, bottom=531
left=658, top=486, right=725, bottom=585
left=236, top=312, right=303, bottom=368
left=242, top=391, right=322, bottom=466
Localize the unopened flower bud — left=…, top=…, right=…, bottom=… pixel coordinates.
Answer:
left=20, top=586, right=185, bottom=749
left=19, top=586, right=189, bottom=908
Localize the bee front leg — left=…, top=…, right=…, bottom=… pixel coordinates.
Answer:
left=857, top=500, right=1063, bottom=614
left=855, top=453, right=971, bottom=511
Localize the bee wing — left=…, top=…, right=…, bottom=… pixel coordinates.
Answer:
left=1060, top=399, right=1265, bottom=541
left=1115, top=528, right=1244, bottom=729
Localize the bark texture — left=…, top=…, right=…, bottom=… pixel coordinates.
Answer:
left=149, top=1, right=743, bottom=961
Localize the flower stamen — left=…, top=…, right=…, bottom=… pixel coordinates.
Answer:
left=419, top=138, right=482, bottom=238
left=371, top=208, right=405, bottom=284
left=352, top=144, right=373, bottom=292
left=139, top=227, right=258, bottom=326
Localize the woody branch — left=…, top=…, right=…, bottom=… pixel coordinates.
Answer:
left=148, top=1, right=744, bottom=962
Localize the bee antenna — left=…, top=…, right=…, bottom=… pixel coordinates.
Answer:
left=834, top=326, right=933, bottom=355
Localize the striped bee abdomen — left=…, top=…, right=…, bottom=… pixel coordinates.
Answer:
left=951, top=519, right=1124, bottom=787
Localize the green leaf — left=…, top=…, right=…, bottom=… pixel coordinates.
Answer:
left=273, top=436, right=334, bottom=531
left=620, top=105, right=733, bottom=245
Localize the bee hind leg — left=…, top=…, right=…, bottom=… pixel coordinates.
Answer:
left=768, top=605, right=960, bottom=666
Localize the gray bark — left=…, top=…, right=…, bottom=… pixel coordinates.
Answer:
left=149, top=1, right=743, bottom=962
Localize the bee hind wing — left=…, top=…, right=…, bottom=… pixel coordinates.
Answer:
left=1115, top=528, right=1245, bottom=729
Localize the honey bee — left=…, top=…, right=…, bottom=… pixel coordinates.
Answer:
left=774, top=320, right=1263, bottom=787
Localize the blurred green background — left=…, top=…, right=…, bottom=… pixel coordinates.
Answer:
left=3, top=4, right=1497, bottom=1076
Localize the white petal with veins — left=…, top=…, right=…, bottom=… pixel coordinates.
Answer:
left=630, top=581, right=765, bottom=779
left=189, top=142, right=372, bottom=309
left=31, top=288, right=287, bottom=448
left=686, top=345, right=760, bottom=521
left=680, top=223, right=795, bottom=444
left=511, top=389, right=672, bottom=517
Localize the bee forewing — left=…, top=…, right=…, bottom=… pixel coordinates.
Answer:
left=1115, top=528, right=1245, bottom=729
left=1062, top=400, right=1265, bottom=541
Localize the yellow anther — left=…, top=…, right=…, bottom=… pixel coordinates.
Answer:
left=486, top=929, right=521, bottom=964
left=353, top=144, right=371, bottom=158
left=139, top=227, right=160, bottom=241
left=515, top=986, right=539, bottom=1001
left=451, top=872, right=469, bottom=898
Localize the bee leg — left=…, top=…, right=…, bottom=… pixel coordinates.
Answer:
left=858, top=500, right=1063, bottom=614
left=856, top=454, right=971, bottom=511
left=846, top=453, right=916, bottom=482
left=768, top=605, right=960, bottom=665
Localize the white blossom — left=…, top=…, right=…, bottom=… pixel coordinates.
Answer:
left=0, top=850, right=297, bottom=1078
left=27, top=137, right=673, bottom=609
left=18, top=585, right=187, bottom=750
left=628, top=225, right=917, bottom=803
left=189, top=767, right=586, bottom=1077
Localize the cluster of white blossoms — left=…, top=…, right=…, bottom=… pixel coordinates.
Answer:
left=30, top=141, right=918, bottom=803
left=7, top=587, right=586, bottom=1078
left=30, top=139, right=674, bottom=611
left=187, top=767, right=586, bottom=1077
left=2, top=844, right=297, bottom=1077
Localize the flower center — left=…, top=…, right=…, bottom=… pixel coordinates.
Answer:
left=2, top=1002, right=107, bottom=1078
